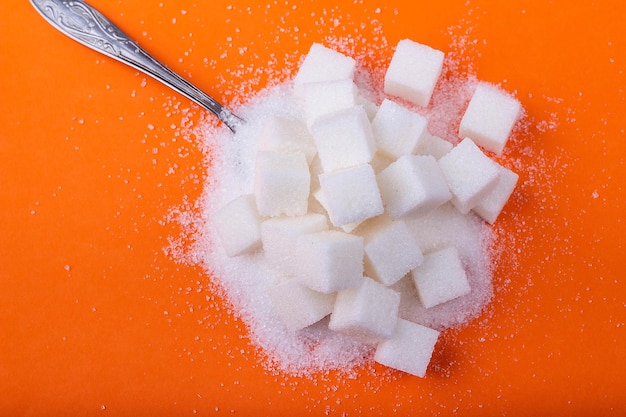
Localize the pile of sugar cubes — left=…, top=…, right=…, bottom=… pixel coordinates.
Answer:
left=212, top=39, right=521, bottom=378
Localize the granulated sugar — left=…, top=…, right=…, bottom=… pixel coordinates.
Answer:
left=182, top=39, right=514, bottom=376
left=190, top=85, right=375, bottom=372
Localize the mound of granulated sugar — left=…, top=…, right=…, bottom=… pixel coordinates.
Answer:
left=190, top=40, right=520, bottom=376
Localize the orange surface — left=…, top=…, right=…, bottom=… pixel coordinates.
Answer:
left=1, top=0, right=625, bottom=415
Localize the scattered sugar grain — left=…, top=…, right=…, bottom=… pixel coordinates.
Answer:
left=397, top=203, right=494, bottom=329
left=188, top=37, right=529, bottom=376
left=194, top=86, right=377, bottom=374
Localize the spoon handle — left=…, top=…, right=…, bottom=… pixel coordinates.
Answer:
left=30, top=0, right=242, bottom=132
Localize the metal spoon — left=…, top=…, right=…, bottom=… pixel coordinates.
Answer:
left=30, top=0, right=243, bottom=132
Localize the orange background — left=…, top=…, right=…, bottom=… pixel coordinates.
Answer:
left=1, top=0, right=625, bottom=415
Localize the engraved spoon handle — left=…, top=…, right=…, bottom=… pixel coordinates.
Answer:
left=30, top=0, right=243, bottom=132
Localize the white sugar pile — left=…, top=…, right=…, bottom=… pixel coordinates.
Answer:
left=184, top=39, right=523, bottom=376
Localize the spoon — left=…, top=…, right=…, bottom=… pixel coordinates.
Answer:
left=30, top=0, right=243, bottom=132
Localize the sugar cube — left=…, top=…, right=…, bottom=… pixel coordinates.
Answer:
left=411, top=246, right=470, bottom=308
left=374, top=318, right=439, bottom=377
left=416, top=132, right=453, bottom=160
left=303, top=79, right=357, bottom=128
left=438, top=138, right=500, bottom=214
left=356, top=94, right=379, bottom=121
left=257, top=115, right=317, bottom=164
left=473, top=165, right=519, bottom=224
left=371, top=99, right=428, bottom=159
left=213, top=194, right=262, bottom=257
left=384, top=39, right=445, bottom=107
left=295, top=230, right=364, bottom=294
left=377, top=154, right=452, bottom=219
left=311, top=106, right=376, bottom=173
left=459, top=82, right=522, bottom=155
left=329, top=277, right=401, bottom=343
left=261, top=214, right=329, bottom=275
left=254, top=150, right=311, bottom=217
left=319, top=164, right=384, bottom=227
left=269, top=279, right=336, bottom=331
left=359, top=217, right=423, bottom=286
left=311, top=186, right=360, bottom=232
left=402, top=202, right=484, bottom=255
left=293, top=43, right=356, bottom=97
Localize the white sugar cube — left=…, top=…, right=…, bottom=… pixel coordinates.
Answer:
left=438, top=138, right=500, bottom=214
left=294, top=43, right=356, bottom=97
left=329, top=277, right=401, bottom=343
left=311, top=186, right=360, bottom=232
left=257, top=115, right=317, bottom=164
left=473, top=165, right=519, bottom=224
left=359, top=217, right=424, bottom=286
left=371, top=99, right=428, bottom=159
left=269, top=279, right=336, bottom=331
left=416, top=132, right=453, bottom=159
left=384, top=39, right=445, bottom=107
left=377, top=155, right=452, bottom=219
left=374, top=318, right=439, bottom=377
left=356, top=94, right=379, bottom=121
left=254, top=150, right=311, bottom=217
left=303, top=79, right=357, bottom=128
left=295, top=230, right=364, bottom=294
left=411, top=246, right=470, bottom=308
left=261, top=214, right=329, bottom=275
left=459, top=82, right=522, bottom=155
left=319, top=164, right=384, bottom=227
left=403, top=203, right=484, bottom=255
left=311, top=106, right=376, bottom=173
left=213, top=194, right=262, bottom=257
left=308, top=157, right=326, bottom=215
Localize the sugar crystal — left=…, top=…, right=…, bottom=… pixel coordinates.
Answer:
left=181, top=36, right=530, bottom=376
